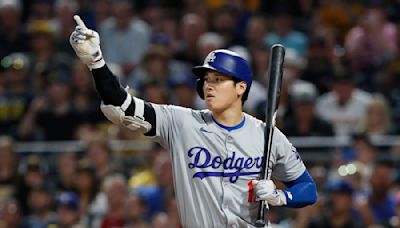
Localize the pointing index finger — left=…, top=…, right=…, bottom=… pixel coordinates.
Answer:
left=73, top=15, right=87, bottom=29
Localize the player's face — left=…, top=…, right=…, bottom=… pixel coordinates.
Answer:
left=203, top=70, right=246, bottom=112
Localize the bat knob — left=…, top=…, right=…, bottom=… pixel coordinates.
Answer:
left=255, top=219, right=266, bottom=227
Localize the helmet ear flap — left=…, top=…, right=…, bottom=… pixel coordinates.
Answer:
left=196, top=78, right=204, bottom=99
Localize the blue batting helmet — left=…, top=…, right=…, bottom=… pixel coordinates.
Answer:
left=192, top=49, right=253, bottom=100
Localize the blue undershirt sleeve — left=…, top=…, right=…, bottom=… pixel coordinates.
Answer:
left=282, top=170, right=318, bottom=208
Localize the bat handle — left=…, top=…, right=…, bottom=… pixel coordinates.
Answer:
left=255, top=200, right=268, bottom=227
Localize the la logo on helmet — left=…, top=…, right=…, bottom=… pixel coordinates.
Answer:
left=205, top=52, right=216, bottom=63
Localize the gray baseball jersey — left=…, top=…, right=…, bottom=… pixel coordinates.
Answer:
left=151, top=104, right=306, bottom=228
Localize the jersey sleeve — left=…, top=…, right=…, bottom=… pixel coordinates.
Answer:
left=271, top=128, right=306, bottom=182
left=150, top=104, right=190, bottom=150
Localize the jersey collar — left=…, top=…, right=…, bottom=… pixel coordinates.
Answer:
left=211, top=115, right=246, bottom=132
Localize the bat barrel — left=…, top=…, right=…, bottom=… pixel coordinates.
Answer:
left=265, top=44, right=285, bottom=128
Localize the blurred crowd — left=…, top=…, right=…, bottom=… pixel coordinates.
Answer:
left=1, top=0, right=400, bottom=227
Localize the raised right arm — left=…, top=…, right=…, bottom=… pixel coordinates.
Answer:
left=70, top=15, right=156, bottom=136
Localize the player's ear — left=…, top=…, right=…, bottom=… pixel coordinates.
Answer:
left=236, top=81, right=247, bottom=96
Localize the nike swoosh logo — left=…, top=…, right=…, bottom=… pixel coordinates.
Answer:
left=200, top=127, right=212, bottom=133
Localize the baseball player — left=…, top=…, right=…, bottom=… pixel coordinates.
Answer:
left=69, top=16, right=317, bottom=227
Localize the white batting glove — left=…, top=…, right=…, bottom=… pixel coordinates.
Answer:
left=252, top=180, right=287, bottom=206
left=69, top=15, right=105, bottom=70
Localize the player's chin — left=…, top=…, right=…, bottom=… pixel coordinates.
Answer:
left=205, top=99, right=218, bottom=110
left=205, top=102, right=213, bottom=110
left=206, top=101, right=225, bottom=113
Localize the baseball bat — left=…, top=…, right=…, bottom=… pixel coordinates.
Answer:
left=255, top=44, right=285, bottom=227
